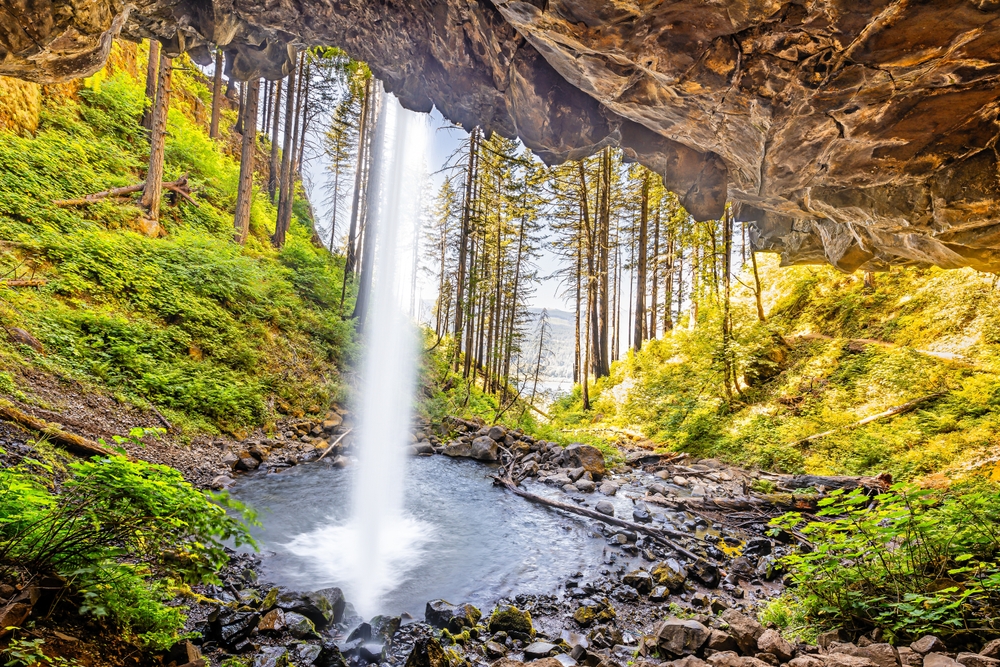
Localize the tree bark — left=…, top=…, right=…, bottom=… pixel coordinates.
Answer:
left=141, top=40, right=160, bottom=130
left=267, top=79, right=283, bottom=203
left=140, top=52, right=173, bottom=235
left=750, top=240, right=766, bottom=322
left=596, top=149, right=611, bottom=377
left=453, top=127, right=479, bottom=370
left=272, top=54, right=298, bottom=248
left=633, top=172, right=649, bottom=352
left=688, top=239, right=699, bottom=330
left=650, top=204, right=660, bottom=340
left=209, top=49, right=223, bottom=139
left=344, top=78, right=372, bottom=279
left=351, top=86, right=388, bottom=328
left=275, top=53, right=306, bottom=244
left=233, top=78, right=260, bottom=244
left=295, top=65, right=311, bottom=178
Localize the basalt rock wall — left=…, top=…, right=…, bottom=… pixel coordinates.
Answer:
left=2, top=0, right=1000, bottom=271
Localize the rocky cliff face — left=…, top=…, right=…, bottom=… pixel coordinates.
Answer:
left=3, top=0, right=1000, bottom=271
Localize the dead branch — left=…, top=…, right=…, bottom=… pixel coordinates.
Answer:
left=787, top=391, right=947, bottom=449
left=0, top=399, right=112, bottom=458
left=316, top=428, right=353, bottom=462
left=53, top=174, right=198, bottom=208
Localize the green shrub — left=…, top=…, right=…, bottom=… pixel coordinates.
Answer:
left=0, top=452, right=255, bottom=649
left=770, top=483, right=1000, bottom=642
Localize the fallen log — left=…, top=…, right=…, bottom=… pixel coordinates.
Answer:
left=645, top=492, right=818, bottom=512
left=788, top=391, right=947, bottom=449
left=0, top=399, right=112, bottom=458
left=494, top=476, right=708, bottom=564
left=316, top=427, right=353, bottom=462
left=53, top=174, right=198, bottom=208
left=1, top=279, right=45, bottom=288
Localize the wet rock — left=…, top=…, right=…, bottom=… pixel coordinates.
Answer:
left=757, top=630, right=794, bottom=662
left=565, top=444, right=606, bottom=480
left=568, top=467, right=587, bottom=482
left=332, top=455, right=350, bottom=468
left=707, top=630, right=738, bottom=653
left=653, top=618, right=711, bottom=657
left=633, top=508, right=652, bottom=523
left=649, top=483, right=669, bottom=496
left=413, top=441, right=435, bottom=455
left=488, top=604, right=534, bottom=638
left=254, top=647, right=290, bottom=667
left=486, top=641, right=508, bottom=658
left=285, top=611, right=319, bottom=638
left=983, top=641, right=1000, bottom=660
left=293, top=644, right=324, bottom=666
left=472, top=436, right=499, bottom=461
left=911, top=637, right=947, bottom=655
left=690, top=561, right=721, bottom=588
left=525, top=642, right=560, bottom=660
left=612, top=585, right=639, bottom=602
left=257, top=608, right=285, bottom=633
left=213, top=610, right=260, bottom=650
left=720, top=609, right=764, bottom=655
left=443, top=440, right=473, bottom=458
left=235, top=453, right=260, bottom=471
left=405, top=637, right=449, bottom=667
left=599, top=482, right=618, bottom=496
left=576, top=479, right=596, bottom=492
left=211, top=474, right=236, bottom=490
left=622, top=570, right=654, bottom=594
left=649, top=585, right=669, bottom=602
left=820, top=655, right=878, bottom=667
left=595, top=500, right=615, bottom=516
left=425, top=600, right=482, bottom=632
left=924, top=656, right=961, bottom=667
left=652, top=559, right=687, bottom=592
left=742, top=539, right=772, bottom=558
left=959, top=654, right=1000, bottom=667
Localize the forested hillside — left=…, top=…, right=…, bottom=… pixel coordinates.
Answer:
left=0, top=43, right=354, bottom=436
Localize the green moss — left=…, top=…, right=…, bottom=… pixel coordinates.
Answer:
left=486, top=604, right=534, bottom=637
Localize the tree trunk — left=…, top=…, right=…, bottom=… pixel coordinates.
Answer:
left=633, top=172, right=649, bottom=352
left=344, top=78, right=372, bottom=278
left=140, top=52, right=173, bottom=235
left=574, top=210, right=582, bottom=385
left=688, top=241, right=699, bottom=330
left=209, top=49, right=223, bottom=138
left=721, top=208, right=734, bottom=403
left=267, top=78, right=283, bottom=203
left=750, top=228, right=767, bottom=322
left=276, top=54, right=306, bottom=242
left=295, top=66, right=311, bottom=177
left=454, top=127, right=479, bottom=369
left=351, top=86, right=388, bottom=329
left=596, top=148, right=611, bottom=377
left=142, top=40, right=160, bottom=130
left=235, top=81, right=245, bottom=136
left=578, top=160, right=604, bottom=379
left=233, top=78, right=260, bottom=244
left=650, top=204, right=660, bottom=341
left=664, top=230, right=674, bottom=332
left=272, top=54, right=298, bottom=248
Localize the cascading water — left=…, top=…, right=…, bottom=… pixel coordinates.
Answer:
left=286, top=89, right=433, bottom=617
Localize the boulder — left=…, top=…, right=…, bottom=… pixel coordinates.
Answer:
left=983, top=641, right=1000, bottom=660
left=853, top=644, right=899, bottom=667
left=0, top=602, right=31, bottom=637
left=623, top=570, right=654, bottom=594
left=443, top=441, right=473, bottom=457
left=282, top=587, right=347, bottom=628
left=757, top=630, right=794, bottom=662
left=488, top=604, right=534, bottom=638
left=788, top=658, right=825, bottom=667
left=924, top=656, right=961, bottom=667
left=405, top=637, right=449, bottom=667
left=486, top=641, right=508, bottom=658
left=670, top=658, right=708, bottom=667
left=235, top=453, right=260, bottom=471
left=599, top=482, right=618, bottom=496
left=425, top=599, right=482, bottom=633
left=652, top=559, right=688, bottom=592
left=565, top=443, right=606, bottom=480
left=720, top=609, right=764, bottom=655
left=576, top=479, right=596, bottom=492
left=820, top=655, right=878, bottom=667
left=652, top=618, right=711, bottom=657
left=293, top=644, right=324, bottom=666
left=959, top=655, right=1000, bottom=667
left=595, top=500, right=615, bottom=516
left=254, top=647, right=290, bottom=667
left=284, top=611, right=319, bottom=638
left=707, top=630, right=739, bottom=653
left=471, top=436, right=499, bottom=462
left=257, top=608, right=285, bottom=633
left=315, top=642, right=348, bottom=667
left=525, top=642, right=560, bottom=660
left=896, top=648, right=922, bottom=667
left=707, top=652, right=773, bottom=667
left=568, top=467, right=586, bottom=482
left=649, top=586, right=669, bottom=602
left=633, top=508, right=652, bottom=523
left=213, top=610, right=260, bottom=650
left=488, top=425, right=507, bottom=441
left=912, top=638, right=947, bottom=655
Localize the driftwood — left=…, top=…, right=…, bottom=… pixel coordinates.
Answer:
left=788, top=391, right=947, bottom=448
left=495, top=477, right=708, bottom=563
left=0, top=400, right=112, bottom=458
left=646, top=492, right=818, bottom=512
left=53, top=174, right=198, bottom=208
left=316, top=428, right=353, bottom=462
left=760, top=472, right=889, bottom=492
left=1, top=280, right=45, bottom=288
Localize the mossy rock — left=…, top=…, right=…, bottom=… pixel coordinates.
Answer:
left=487, top=605, right=534, bottom=638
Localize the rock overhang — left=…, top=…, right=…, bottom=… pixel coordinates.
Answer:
left=3, top=0, right=1000, bottom=271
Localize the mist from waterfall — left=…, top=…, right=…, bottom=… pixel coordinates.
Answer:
left=286, top=89, right=433, bottom=618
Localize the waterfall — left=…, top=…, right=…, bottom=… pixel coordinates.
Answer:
left=286, top=89, right=432, bottom=619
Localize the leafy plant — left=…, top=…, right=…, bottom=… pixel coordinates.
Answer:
left=770, top=483, right=1000, bottom=641
left=2, top=637, right=80, bottom=667
left=0, top=454, right=256, bottom=648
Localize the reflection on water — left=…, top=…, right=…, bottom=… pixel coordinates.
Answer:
left=229, top=456, right=607, bottom=618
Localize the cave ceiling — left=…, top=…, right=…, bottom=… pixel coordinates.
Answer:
left=2, top=0, right=1000, bottom=271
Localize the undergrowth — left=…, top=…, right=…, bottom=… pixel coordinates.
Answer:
left=0, top=51, right=356, bottom=435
